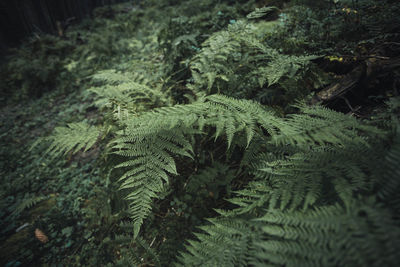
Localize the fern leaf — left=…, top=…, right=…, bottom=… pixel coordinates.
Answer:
left=271, top=104, right=383, bottom=147
left=377, top=123, right=400, bottom=213
left=256, top=199, right=400, bottom=266
left=41, top=122, right=100, bottom=158
left=113, top=95, right=279, bottom=236
left=90, top=69, right=169, bottom=113
left=13, top=194, right=48, bottom=216
left=176, top=218, right=254, bottom=267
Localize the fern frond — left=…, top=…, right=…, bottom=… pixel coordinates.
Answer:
left=90, top=69, right=170, bottom=113
left=377, top=123, right=400, bottom=214
left=179, top=197, right=400, bottom=267
left=114, top=95, right=385, bottom=236
left=189, top=19, right=319, bottom=102
left=13, top=194, right=48, bottom=216
left=186, top=161, right=236, bottom=199
left=113, top=95, right=279, bottom=237
left=228, top=104, right=385, bottom=214
left=255, top=199, right=400, bottom=266
left=271, top=104, right=383, bottom=147
left=39, top=122, right=100, bottom=158
left=114, top=127, right=191, bottom=237
left=176, top=217, right=254, bottom=267
left=260, top=144, right=383, bottom=210
left=254, top=54, right=318, bottom=87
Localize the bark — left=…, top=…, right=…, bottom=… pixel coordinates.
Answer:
left=312, top=56, right=400, bottom=105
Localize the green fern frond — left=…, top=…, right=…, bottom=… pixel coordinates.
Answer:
left=90, top=69, right=170, bottom=113
left=189, top=20, right=319, bottom=102
left=115, top=96, right=382, bottom=237
left=39, top=122, right=100, bottom=158
left=271, top=104, right=383, bottom=147
left=176, top=218, right=254, bottom=267
left=113, top=95, right=279, bottom=237
left=179, top=198, right=400, bottom=267
left=377, top=123, right=400, bottom=214
left=13, top=194, right=48, bottom=216
left=177, top=103, right=397, bottom=266
left=259, top=144, right=383, bottom=210
left=114, top=128, right=190, bottom=238
left=228, top=104, right=385, bottom=214
left=186, top=162, right=236, bottom=199
left=255, top=199, right=400, bottom=266
left=254, top=54, right=318, bottom=87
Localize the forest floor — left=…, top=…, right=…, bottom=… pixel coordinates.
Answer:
left=0, top=89, right=105, bottom=266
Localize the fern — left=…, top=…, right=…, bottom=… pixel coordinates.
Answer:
left=42, top=95, right=386, bottom=239
left=113, top=125, right=193, bottom=238
left=377, top=123, right=400, bottom=215
left=270, top=103, right=383, bottom=147
left=189, top=19, right=320, bottom=104
left=40, top=94, right=277, bottom=239
left=112, top=94, right=279, bottom=237
left=254, top=54, right=318, bottom=87
left=189, top=20, right=269, bottom=96
left=90, top=69, right=171, bottom=113
left=255, top=198, right=400, bottom=266
left=35, top=122, right=100, bottom=158
left=25, top=1, right=400, bottom=265
left=231, top=104, right=384, bottom=213
left=186, top=161, right=236, bottom=199
left=176, top=217, right=255, bottom=267
left=178, top=198, right=400, bottom=267
left=12, top=194, right=48, bottom=216
left=177, top=114, right=400, bottom=266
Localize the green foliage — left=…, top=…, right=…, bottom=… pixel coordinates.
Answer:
left=3, top=0, right=400, bottom=266
left=90, top=69, right=171, bottom=113
left=270, top=0, right=400, bottom=55
left=233, top=104, right=384, bottom=213
left=158, top=16, right=202, bottom=74
left=42, top=89, right=398, bottom=266
left=0, top=91, right=105, bottom=265
left=112, top=94, right=279, bottom=237
left=377, top=124, right=400, bottom=214
left=12, top=195, right=48, bottom=216
left=186, top=161, right=236, bottom=199
left=156, top=0, right=256, bottom=83
left=176, top=217, right=255, bottom=267
left=35, top=122, right=101, bottom=158
left=189, top=19, right=322, bottom=104
left=0, top=35, right=74, bottom=100
left=254, top=198, right=400, bottom=267
left=177, top=120, right=399, bottom=267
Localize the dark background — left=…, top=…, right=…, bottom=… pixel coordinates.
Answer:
left=0, top=0, right=132, bottom=52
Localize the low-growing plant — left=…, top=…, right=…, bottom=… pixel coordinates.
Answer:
left=2, top=0, right=400, bottom=266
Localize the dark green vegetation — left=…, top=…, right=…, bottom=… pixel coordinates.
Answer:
left=1, top=0, right=400, bottom=266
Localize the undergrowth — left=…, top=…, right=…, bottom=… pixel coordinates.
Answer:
left=1, top=0, right=400, bottom=266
